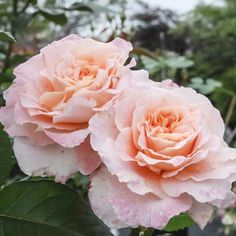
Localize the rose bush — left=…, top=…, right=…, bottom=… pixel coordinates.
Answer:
left=0, top=34, right=148, bottom=182
left=89, top=80, right=236, bottom=229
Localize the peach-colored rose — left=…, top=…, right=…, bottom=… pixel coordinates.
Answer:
left=89, top=80, right=236, bottom=229
left=0, top=34, right=148, bottom=182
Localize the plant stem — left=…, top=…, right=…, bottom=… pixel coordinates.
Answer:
left=225, top=96, right=236, bottom=127
left=2, top=0, right=18, bottom=73
left=19, top=0, right=31, bottom=14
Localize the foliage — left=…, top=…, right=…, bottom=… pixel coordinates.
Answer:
left=164, top=214, right=194, bottom=232
left=0, top=180, right=112, bottom=236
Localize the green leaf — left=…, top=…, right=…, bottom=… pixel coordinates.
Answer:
left=0, top=31, right=16, bottom=42
left=189, top=77, right=222, bottom=95
left=0, top=125, right=14, bottom=186
left=166, top=56, right=194, bottom=69
left=65, top=3, right=93, bottom=12
left=38, top=9, right=67, bottom=26
left=164, top=214, right=194, bottom=232
left=0, top=180, right=112, bottom=236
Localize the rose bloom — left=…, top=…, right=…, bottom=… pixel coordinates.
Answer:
left=0, top=34, right=147, bottom=182
left=89, top=80, right=236, bottom=229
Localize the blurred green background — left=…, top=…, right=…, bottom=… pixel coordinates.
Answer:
left=0, top=0, right=235, bottom=235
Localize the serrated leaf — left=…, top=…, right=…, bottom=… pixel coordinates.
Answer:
left=0, top=31, right=16, bottom=42
left=39, top=9, right=67, bottom=26
left=164, top=214, right=194, bottom=232
left=0, top=125, right=14, bottom=185
left=0, top=180, right=112, bottom=236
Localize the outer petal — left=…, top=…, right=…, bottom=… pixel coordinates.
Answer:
left=89, top=166, right=128, bottom=229
left=89, top=111, right=119, bottom=151
left=89, top=166, right=192, bottom=229
left=44, top=128, right=89, bottom=148
left=176, top=147, right=236, bottom=181
left=188, top=201, right=214, bottom=229
left=13, top=137, right=99, bottom=183
left=74, top=137, right=101, bottom=175
left=161, top=177, right=231, bottom=203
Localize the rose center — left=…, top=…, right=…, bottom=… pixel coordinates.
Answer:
left=145, top=109, right=183, bottom=136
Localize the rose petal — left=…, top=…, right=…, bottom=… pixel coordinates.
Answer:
left=13, top=137, right=96, bottom=182
left=74, top=137, right=101, bottom=175
left=89, top=111, right=119, bottom=151
left=98, top=138, right=166, bottom=197
left=89, top=166, right=128, bottom=229
left=45, top=128, right=89, bottom=148
left=188, top=201, right=213, bottom=229
left=89, top=166, right=192, bottom=229
left=161, top=177, right=231, bottom=203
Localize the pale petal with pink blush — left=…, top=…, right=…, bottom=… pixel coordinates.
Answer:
left=159, top=79, right=179, bottom=89
left=13, top=54, right=46, bottom=81
left=89, top=111, right=119, bottom=151
left=110, top=37, right=133, bottom=59
left=0, top=106, right=14, bottom=129
left=89, top=166, right=192, bottom=229
left=114, top=90, right=138, bottom=131
left=188, top=202, right=213, bottom=229
left=116, top=69, right=149, bottom=92
left=211, top=192, right=236, bottom=208
left=89, top=166, right=128, bottom=229
left=115, top=128, right=137, bottom=158
left=74, top=137, right=101, bottom=175
left=7, top=124, right=53, bottom=146
left=13, top=137, right=96, bottom=183
left=161, top=177, right=231, bottom=203
left=3, top=79, right=25, bottom=106
left=44, top=128, right=89, bottom=148
left=14, top=136, right=100, bottom=181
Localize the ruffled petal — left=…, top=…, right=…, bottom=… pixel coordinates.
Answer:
left=13, top=137, right=96, bottom=182
left=89, top=166, right=192, bottom=229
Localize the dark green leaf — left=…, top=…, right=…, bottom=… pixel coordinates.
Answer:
left=0, top=180, right=112, bottom=236
left=0, top=31, right=16, bottom=42
left=0, top=125, right=14, bottom=186
left=38, top=9, right=67, bottom=26
left=164, top=214, right=194, bottom=232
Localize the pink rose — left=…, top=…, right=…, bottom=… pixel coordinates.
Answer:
left=0, top=34, right=148, bottom=182
left=89, top=80, right=236, bottom=229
